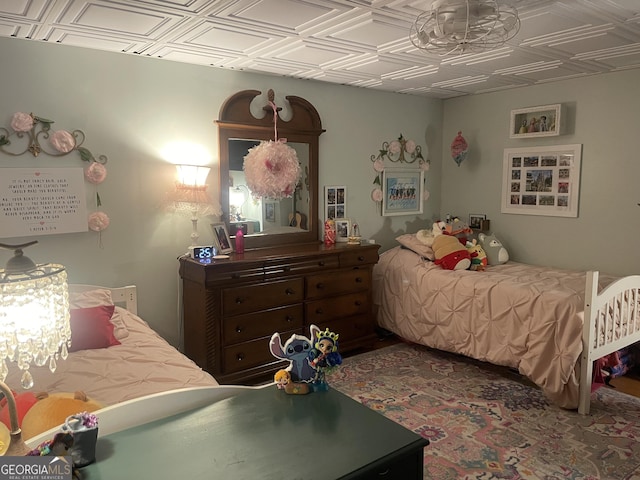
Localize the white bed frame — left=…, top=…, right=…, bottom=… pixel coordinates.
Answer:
left=579, top=272, right=640, bottom=414
left=71, top=283, right=138, bottom=314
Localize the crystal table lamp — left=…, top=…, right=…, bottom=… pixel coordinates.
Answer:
left=0, top=241, right=71, bottom=456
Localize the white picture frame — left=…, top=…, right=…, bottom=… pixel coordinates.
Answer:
left=335, top=219, right=351, bottom=243
left=509, top=104, right=561, bottom=139
left=210, top=222, right=233, bottom=254
left=324, top=185, right=346, bottom=220
left=501, top=144, right=582, bottom=218
left=381, top=168, right=424, bottom=217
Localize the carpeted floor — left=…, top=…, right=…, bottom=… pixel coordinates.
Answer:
left=329, top=341, right=640, bottom=480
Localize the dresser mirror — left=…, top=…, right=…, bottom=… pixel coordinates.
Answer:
left=217, top=89, right=325, bottom=250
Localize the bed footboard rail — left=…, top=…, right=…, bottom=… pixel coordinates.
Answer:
left=579, top=271, right=640, bottom=414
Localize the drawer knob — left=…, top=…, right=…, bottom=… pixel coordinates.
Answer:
left=355, top=277, right=363, bottom=283
left=286, top=315, right=294, bottom=322
left=355, top=300, right=362, bottom=306
left=235, top=297, right=244, bottom=304
left=316, top=283, right=324, bottom=290
left=285, top=288, right=295, bottom=295
left=236, top=353, right=245, bottom=361
left=315, top=308, right=323, bottom=314
left=235, top=326, right=243, bottom=333
left=318, top=261, right=325, bottom=267
left=358, top=256, right=365, bottom=261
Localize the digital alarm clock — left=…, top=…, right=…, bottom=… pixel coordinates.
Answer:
left=188, top=245, right=217, bottom=261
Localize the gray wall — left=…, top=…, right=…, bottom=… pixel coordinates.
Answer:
left=441, top=70, right=640, bottom=276
left=0, top=37, right=442, bottom=347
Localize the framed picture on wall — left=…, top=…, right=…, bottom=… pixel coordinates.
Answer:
left=509, top=104, right=562, bottom=139
left=324, top=185, right=346, bottom=220
left=501, top=144, right=582, bottom=217
left=381, top=168, right=424, bottom=217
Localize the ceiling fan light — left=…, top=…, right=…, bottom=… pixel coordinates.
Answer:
left=410, top=0, right=520, bottom=56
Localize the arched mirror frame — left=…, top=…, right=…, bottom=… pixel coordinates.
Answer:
left=216, top=89, right=325, bottom=250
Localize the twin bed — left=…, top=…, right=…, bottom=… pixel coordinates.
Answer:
left=4, top=284, right=222, bottom=444
left=374, top=245, right=640, bottom=414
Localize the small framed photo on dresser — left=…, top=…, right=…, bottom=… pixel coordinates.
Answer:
left=210, top=222, right=233, bottom=254
left=335, top=219, right=351, bottom=243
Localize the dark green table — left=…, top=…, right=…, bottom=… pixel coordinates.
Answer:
left=81, top=386, right=428, bottom=479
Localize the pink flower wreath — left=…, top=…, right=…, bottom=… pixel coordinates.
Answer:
left=243, top=140, right=300, bottom=200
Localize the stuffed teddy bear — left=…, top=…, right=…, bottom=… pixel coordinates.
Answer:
left=432, top=234, right=471, bottom=270
left=466, top=239, right=488, bottom=271
left=21, top=391, right=103, bottom=440
left=477, top=233, right=509, bottom=265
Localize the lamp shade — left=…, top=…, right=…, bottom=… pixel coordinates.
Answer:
left=176, top=164, right=210, bottom=187
left=0, top=253, right=70, bottom=389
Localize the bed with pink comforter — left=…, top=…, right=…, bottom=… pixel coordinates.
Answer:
left=5, top=285, right=218, bottom=407
left=374, top=246, right=619, bottom=409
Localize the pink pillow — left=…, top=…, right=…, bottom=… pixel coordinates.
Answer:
left=69, top=305, right=121, bottom=352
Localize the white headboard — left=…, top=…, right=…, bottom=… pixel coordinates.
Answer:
left=70, top=284, right=138, bottom=315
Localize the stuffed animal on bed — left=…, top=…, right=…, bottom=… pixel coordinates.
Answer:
left=466, top=239, right=488, bottom=271
left=21, top=391, right=103, bottom=441
left=432, top=234, right=471, bottom=270
left=478, top=233, right=509, bottom=265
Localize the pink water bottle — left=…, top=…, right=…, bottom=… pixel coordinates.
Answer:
left=235, top=229, right=245, bottom=254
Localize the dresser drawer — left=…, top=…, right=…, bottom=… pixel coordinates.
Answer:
left=265, top=255, right=339, bottom=277
left=223, top=305, right=304, bottom=345
left=340, top=248, right=379, bottom=267
left=306, top=269, right=370, bottom=299
left=222, top=278, right=304, bottom=316
left=223, top=331, right=301, bottom=374
left=313, top=313, right=375, bottom=346
left=306, top=291, right=369, bottom=324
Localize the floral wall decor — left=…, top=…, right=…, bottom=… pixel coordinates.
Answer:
left=370, top=134, right=430, bottom=211
left=0, top=112, right=110, bottom=240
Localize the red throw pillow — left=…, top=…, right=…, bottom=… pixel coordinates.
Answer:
left=69, top=305, right=121, bottom=352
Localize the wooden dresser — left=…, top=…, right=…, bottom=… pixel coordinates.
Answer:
left=179, top=242, right=380, bottom=384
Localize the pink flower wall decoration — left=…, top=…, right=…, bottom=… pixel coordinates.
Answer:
left=10, top=112, right=34, bottom=133
left=88, top=211, right=110, bottom=232
left=85, top=162, right=107, bottom=184
left=50, top=130, right=76, bottom=153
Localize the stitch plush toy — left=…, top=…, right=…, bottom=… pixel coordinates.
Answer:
left=269, top=324, right=321, bottom=382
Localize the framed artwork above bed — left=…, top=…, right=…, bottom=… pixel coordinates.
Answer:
left=501, top=144, right=582, bottom=217
left=382, top=168, right=424, bottom=216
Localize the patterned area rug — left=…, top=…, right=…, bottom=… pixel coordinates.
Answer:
left=329, top=341, right=640, bottom=480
